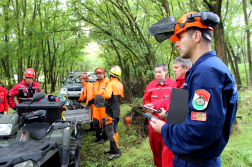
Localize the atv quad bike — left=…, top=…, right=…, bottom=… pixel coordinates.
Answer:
left=0, top=92, right=85, bottom=167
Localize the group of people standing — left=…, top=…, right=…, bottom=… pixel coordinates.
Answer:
left=78, top=65, right=124, bottom=160
left=143, top=58, right=191, bottom=167
left=0, top=11, right=239, bottom=166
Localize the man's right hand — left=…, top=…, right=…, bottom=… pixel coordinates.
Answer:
left=143, top=103, right=155, bottom=113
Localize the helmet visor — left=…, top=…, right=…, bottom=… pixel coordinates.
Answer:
left=148, top=15, right=176, bottom=43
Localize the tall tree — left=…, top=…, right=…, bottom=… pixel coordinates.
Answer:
left=203, top=0, right=227, bottom=65
left=242, top=0, right=252, bottom=84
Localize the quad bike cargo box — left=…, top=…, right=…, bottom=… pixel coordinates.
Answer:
left=16, top=102, right=64, bottom=123
left=63, top=107, right=91, bottom=124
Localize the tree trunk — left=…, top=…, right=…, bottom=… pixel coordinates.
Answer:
left=226, top=40, right=242, bottom=89
left=2, top=0, right=11, bottom=89
left=225, top=42, right=240, bottom=90
left=242, top=0, right=252, bottom=85
left=204, top=0, right=227, bottom=65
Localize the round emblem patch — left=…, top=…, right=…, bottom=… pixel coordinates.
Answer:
left=192, top=90, right=210, bottom=110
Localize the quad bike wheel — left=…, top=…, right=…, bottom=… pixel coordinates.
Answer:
left=69, top=138, right=80, bottom=167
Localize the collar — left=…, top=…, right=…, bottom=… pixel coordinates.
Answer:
left=82, top=82, right=87, bottom=86
left=176, top=75, right=185, bottom=86
left=188, top=51, right=216, bottom=74
left=96, top=77, right=106, bottom=82
left=155, top=76, right=169, bottom=86
left=110, top=77, right=119, bottom=82
left=21, top=79, right=33, bottom=87
left=176, top=75, right=185, bottom=82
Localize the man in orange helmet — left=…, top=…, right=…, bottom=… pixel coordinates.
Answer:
left=8, top=68, right=41, bottom=110
left=148, top=12, right=238, bottom=167
left=78, top=74, right=94, bottom=131
left=90, top=67, right=109, bottom=144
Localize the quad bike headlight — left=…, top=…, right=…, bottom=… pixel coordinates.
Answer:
left=0, top=124, right=12, bottom=136
left=14, top=160, right=34, bottom=167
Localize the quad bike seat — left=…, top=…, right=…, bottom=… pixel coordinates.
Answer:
left=22, top=122, right=51, bottom=140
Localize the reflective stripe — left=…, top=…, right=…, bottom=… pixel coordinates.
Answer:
left=151, top=95, right=158, bottom=97
left=147, top=87, right=173, bottom=92
left=165, top=95, right=170, bottom=97
left=8, top=93, right=15, bottom=97
left=18, top=87, right=39, bottom=90
left=19, top=97, right=33, bottom=100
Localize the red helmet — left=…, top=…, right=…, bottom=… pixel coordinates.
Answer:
left=24, top=68, right=35, bottom=78
left=95, top=67, right=106, bottom=74
left=79, top=74, right=89, bottom=81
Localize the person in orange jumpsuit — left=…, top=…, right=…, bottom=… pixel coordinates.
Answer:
left=91, top=67, right=109, bottom=144
left=78, top=74, right=94, bottom=131
left=101, top=66, right=124, bottom=161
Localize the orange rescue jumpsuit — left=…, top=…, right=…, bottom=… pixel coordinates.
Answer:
left=101, top=77, right=124, bottom=154
left=79, top=81, right=94, bottom=120
left=91, top=77, right=109, bottom=140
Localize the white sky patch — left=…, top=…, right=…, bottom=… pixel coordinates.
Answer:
left=86, top=42, right=100, bottom=54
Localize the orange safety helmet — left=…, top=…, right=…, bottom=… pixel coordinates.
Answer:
left=170, top=12, right=213, bottom=42
left=23, top=68, right=35, bottom=78
left=79, top=74, right=89, bottom=81
left=148, top=11, right=219, bottom=43
left=95, top=67, right=106, bottom=74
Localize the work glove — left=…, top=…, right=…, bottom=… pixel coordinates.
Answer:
left=87, top=99, right=94, bottom=107
left=78, top=100, right=82, bottom=104
left=85, top=105, right=89, bottom=110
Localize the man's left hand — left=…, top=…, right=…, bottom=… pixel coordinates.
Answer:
left=158, top=108, right=166, bottom=119
left=149, top=118, right=166, bottom=134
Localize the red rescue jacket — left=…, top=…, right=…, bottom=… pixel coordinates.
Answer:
left=143, top=77, right=176, bottom=120
left=8, top=79, right=41, bottom=109
left=175, top=75, right=185, bottom=89
left=0, top=86, right=9, bottom=113
left=152, top=75, right=185, bottom=110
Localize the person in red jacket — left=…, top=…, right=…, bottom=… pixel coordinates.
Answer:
left=149, top=58, right=192, bottom=111
left=8, top=68, right=41, bottom=110
left=0, top=84, right=9, bottom=114
left=161, top=57, right=191, bottom=167
left=143, top=63, right=176, bottom=167
left=173, top=57, right=192, bottom=88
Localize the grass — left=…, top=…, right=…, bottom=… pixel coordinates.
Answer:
left=79, top=104, right=154, bottom=166
left=221, top=87, right=252, bottom=167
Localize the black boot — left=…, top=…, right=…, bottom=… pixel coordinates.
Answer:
left=108, top=154, right=122, bottom=161
left=101, top=119, right=108, bottom=140
left=104, top=149, right=114, bottom=154
left=86, top=122, right=95, bottom=131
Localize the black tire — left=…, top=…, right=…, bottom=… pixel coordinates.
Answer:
left=74, top=144, right=80, bottom=167
left=69, top=138, right=80, bottom=167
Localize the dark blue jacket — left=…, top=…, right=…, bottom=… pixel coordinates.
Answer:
left=161, top=51, right=238, bottom=157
